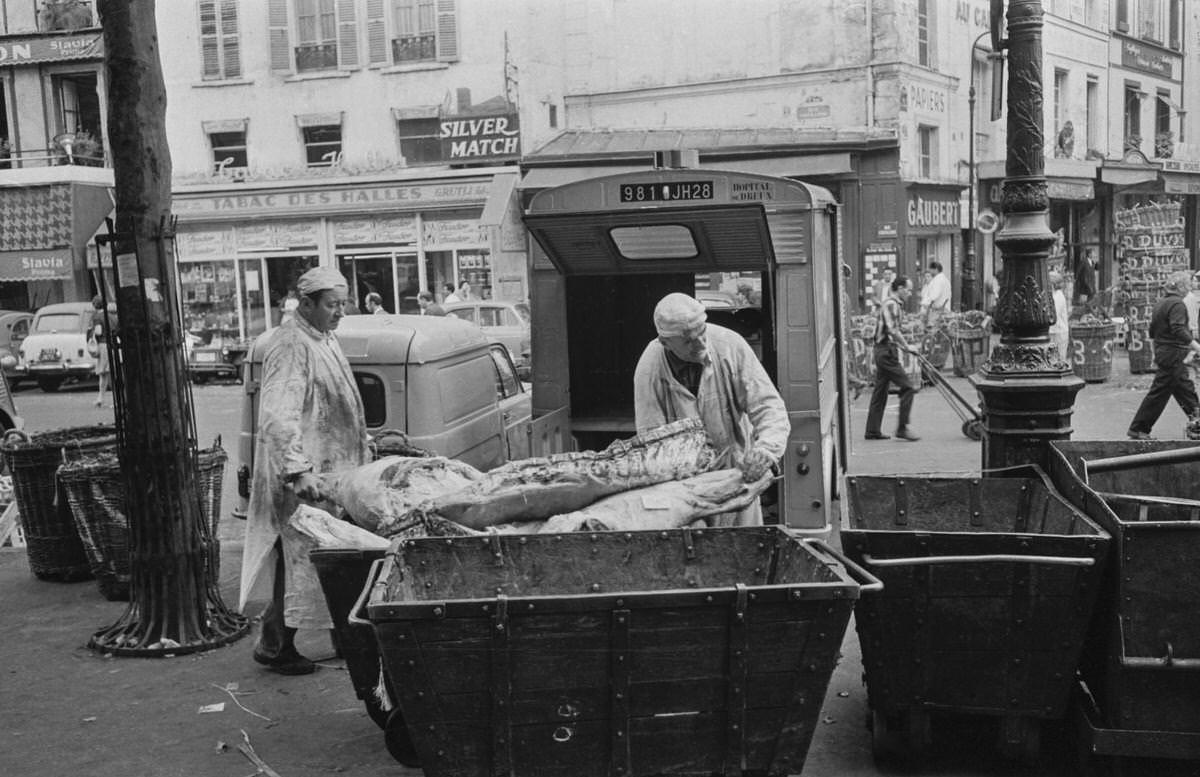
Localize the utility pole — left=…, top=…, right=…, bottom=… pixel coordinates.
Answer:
left=972, top=0, right=1084, bottom=472
left=90, top=0, right=247, bottom=655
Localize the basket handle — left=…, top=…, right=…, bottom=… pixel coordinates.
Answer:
left=347, top=557, right=387, bottom=628
left=2, top=428, right=29, bottom=448
left=804, top=538, right=883, bottom=592
left=861, top=552, right=1095, bottom=568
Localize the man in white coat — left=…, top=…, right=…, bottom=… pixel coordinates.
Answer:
left=240, top=266, right=370, bottom=675
left=633, top=293, right=789, bottom=526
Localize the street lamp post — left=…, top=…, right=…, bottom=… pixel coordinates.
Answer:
left=964, top=31, right=991, bottom=312
left=971, top=0, right=1084, bottom=471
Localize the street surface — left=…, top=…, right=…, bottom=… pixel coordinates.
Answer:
left=0, top=355, right=1186, bottom=776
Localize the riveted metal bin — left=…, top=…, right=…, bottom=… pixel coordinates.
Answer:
left=840, top=465, right=1109, bottom=763
left=1048, top=440, right=1200, bottom=769
left=355, top=526, right=878, bottom=777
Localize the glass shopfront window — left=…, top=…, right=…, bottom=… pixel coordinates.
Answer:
left=338, top=252, right=420, bottom=314
left=181, top=260, right=243, bottom=344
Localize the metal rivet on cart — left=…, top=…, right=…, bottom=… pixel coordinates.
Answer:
left=591, top=583, right=601, bottom=592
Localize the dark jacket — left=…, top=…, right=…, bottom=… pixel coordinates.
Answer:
left=1149, top=293, right=1193, bottom=354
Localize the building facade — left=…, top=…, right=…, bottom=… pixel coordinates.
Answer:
left=156, top=0, right=533, bottom=345
left=0, top=0, right=112, bottom=311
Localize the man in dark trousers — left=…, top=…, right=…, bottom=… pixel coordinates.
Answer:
left=865, top=275, right=920, bottom=442
left=1128, top=271, right=1200, bottom=440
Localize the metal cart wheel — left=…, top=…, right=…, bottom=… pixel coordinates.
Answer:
left=384, top=707, right=421, bottom=767
left=996, top=715, right=1040, bottom=763
left=963, top=419, right=984, bottom=441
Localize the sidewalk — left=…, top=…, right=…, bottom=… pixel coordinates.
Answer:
left=0, top=351, right=1181, bottom=777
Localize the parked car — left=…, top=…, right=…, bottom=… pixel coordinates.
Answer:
left=16, top=301, right=111, bottom=393
left=442, top=300, right=531, bottom=380
left=235, top=314, right=532, bottom=515
left=0, top=311, right=33, bottom=386
left=186, top=327, right=249, bottom=384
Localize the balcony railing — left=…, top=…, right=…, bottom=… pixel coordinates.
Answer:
left=0, top=145, right=108, bottom=170
left=392, top=34, right=435, bottom=63
left=295, top=43, right=338, bottom=72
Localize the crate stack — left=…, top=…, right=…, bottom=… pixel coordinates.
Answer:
left=1115, top=201, right=1189, bottom=373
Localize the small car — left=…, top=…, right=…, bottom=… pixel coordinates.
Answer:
left=0, top=311, right=33, bottom=386
left=442, top=300, right=531, bottom=380
left=187, top=328, right=249, bottom=384
left=16, top=301, right=110, bottom=393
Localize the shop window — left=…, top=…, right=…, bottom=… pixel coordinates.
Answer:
left=917, top=0, right=935, bottom=68
left=295, top=0, right=338, bottom=71
left=917, top=125, right=937, bottom=179
left=397, top=117, right=442, bottom=165
left=199, top=0, right=241, bottom=80
left=210, top=130, right=248, bottom=174
left=303, top=124, right=342, bottom=167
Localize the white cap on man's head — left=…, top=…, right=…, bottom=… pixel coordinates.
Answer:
left=296, top=266, right=348, bottom=296
left=653, top=293, right=707, bottom=337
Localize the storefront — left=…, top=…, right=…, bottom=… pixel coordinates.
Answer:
left=173, top=170, right=521, bottom=344
left=0, top=177, right=113, bottom=310
left=902, top=184, right=963, bottom=309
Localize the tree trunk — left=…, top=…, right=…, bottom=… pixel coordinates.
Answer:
left=91, top=0, right=247, bottom=655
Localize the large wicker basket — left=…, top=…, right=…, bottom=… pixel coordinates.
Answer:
left=57, top=440, right=228, bottom=601
left=1070, top=322, right=1119, bottom=383
left=1, top=425, right=116, bottom=582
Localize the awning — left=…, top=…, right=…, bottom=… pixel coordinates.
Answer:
left=519, top=152, right=854, bottom=190
left=0, top=33, right=103, bottom=66
left=479, top=171, right=518, bottom=227
left=0, top=182, right=113, bottom=281
left=1162, top=173, right=1200, bottom=195
left=1100, top=164, right=1161, bottom=187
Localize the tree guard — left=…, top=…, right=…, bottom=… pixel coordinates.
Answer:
left=91, top=0, right=246, bottom=655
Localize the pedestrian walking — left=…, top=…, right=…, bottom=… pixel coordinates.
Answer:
left=365, top=292, right=386, bottom=315
left=240, top=266, right=371, bottom=675
left=417, top=291, right=446, bottom=316
left=865, top=275, right=920, bottom=442
left=1128, top=271, right=1200, bottom=440
left=90, top=294, right=113, bottom=407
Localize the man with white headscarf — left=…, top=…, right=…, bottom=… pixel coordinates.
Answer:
left=240, top=265, right=370, bottom=674
left=633, top=292, right=789, bottom=526
left=1128, top=271, right=1200, bottom=440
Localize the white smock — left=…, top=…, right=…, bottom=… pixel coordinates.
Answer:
left=633, top=324, right=789, bottom=526
left=238, top=315, right=370, bottom=629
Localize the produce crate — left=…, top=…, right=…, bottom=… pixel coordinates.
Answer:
left=0, top=425, right=116, bottom=582
left=56, top=440, right=228, bottom=600
left=1047, top=441, right=1200, bottom=770
left=840, top=466, right=1109, bottom=763
left=357, top=526, right=876, bottom=777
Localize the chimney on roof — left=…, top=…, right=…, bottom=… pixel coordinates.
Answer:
left=652, top=149, right=697, bottom=169
left=457, top=88, right=472, bottom=112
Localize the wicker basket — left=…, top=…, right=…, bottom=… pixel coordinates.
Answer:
left=1070, top=322, right=1119, bottom=383
left=1, top=425, right=116, bottom=582
left=57, top=440, right=228, bottom=601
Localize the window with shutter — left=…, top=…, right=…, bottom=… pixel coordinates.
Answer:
left=268, top=0, right=292, bottom=72
left=366, top=0, right=388, bottom=64
left=435, top=0, right=458, bottom=62
left=199, top=0, right=241, bottom=80
left=336, top=0, right=359, bottom=69
left=391, top=0, right=437, bottom=63
left=296, top=0, right=339, bottom=72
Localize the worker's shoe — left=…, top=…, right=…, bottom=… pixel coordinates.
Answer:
left=895, top=427, right=921, bottom=442
left=863, top=432, right=890, bottom=440
left=253, top=646, right=316, bottom=675
left=1127, top=430, right=1155, bottom=441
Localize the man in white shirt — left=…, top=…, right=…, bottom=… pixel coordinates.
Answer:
left=922, top=261, right=952, bottom=327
